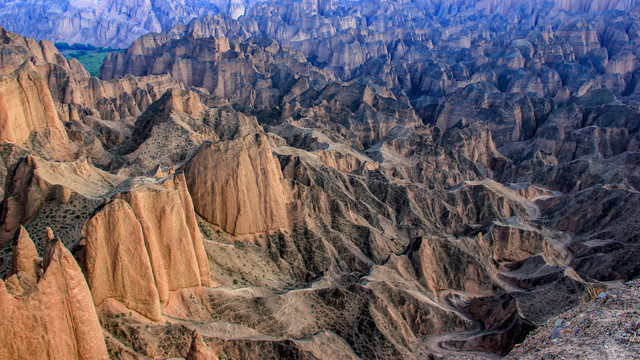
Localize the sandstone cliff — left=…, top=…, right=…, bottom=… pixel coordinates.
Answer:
left=0, top=61, right=69, bottom=147
left=0, top=26, right=87, bottom=75
left=0, top=154, right=120, bottom=249
left=82, top=173, right=211, bottom=321
left=185, top=133, right=290, bottom=237
left=100, top=19, right=331, bottom=113
left=0, top=228, right=108, bottom=359
left=0, top=1, right=639, bottom=359
left=0, top=26, right=182, bottom=169
left=186, top=331, right=219, bottom=360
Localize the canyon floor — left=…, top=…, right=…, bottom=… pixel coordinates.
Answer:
left=0, top=0, right=639, bottom=359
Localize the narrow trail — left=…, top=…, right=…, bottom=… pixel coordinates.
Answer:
left=174, top=182, right=565, bottom=359
left=167, top=316, right=284, bottom=342
left=420, top=185, right=566, bottom=359
left=421, top=290, right=502, bottom=360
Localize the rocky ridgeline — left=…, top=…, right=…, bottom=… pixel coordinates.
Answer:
left=0, top=1, right=638, bottom=359
left=0, top=227, right=108, bottom=359
left=0, top=0, right=639, bottom=48
left=0, top=0, right=268, bottom=48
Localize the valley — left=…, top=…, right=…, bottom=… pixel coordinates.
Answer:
left=0, top=1, right=639, bottom=359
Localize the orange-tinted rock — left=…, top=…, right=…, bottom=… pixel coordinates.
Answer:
left=0, top=26, right=87, bottom=75
left=186, top=331, right=219, bottom=360
left=0, top=156, right=52, bottom=246
left=115, top=173, right=212, bottom=300
left=9, top=226, right=41, bottom=285
left=0, top=231, right=108, bottom=359
left=0, top=61, right=69, bottom=145
left=82, top=173, right=211, bottom=320
left=82, top=199, right=162, bottom=321
left=185, top=133, right=290, bottom=236
left=0, top=155, right=120, bottom=246
left=59, top=72, right=179, bottom=122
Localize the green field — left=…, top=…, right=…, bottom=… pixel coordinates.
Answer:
left=61, top=50, right=113, bottom=77
left=55, top=43, right=119, bottom=78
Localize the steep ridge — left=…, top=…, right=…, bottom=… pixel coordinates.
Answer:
left=0, top=26, right=87, bottom=75
left=507, top=279, right=640, bottom=359
left=0, top=227, right=108, bottom=359
left=1, top=0, right=640, bottom=48
left=0, top=155, right=120, bottom=250
left=0, top=61, right=70, bottom=147
left=93, top=3, right=640, bottom=358
left=100, top=17, right=334, bottom=116
left=0, top=1, right=639, bottom=359
left=0, top=27, right=207, bottom=309
left=186, top=330, right=219, bottom=360
left=0, top=0, right=269, bottom=48
left=185, top=133, right=291, bottom=238
left=0, top=26, right=181, bottom=160
left=82, top=173, right=211, bottom=321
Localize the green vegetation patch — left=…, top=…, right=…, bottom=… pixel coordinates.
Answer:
left=55, top=42, right=120, bottom=78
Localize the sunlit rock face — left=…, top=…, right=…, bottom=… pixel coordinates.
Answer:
left=185, top=133, right=291, bottom=237
left=1, top=1, right=640, bottom=359
left=81, top=173, right=211, bottom=321
left=0, top=228, right=108, bottom=360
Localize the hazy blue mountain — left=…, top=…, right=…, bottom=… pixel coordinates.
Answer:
left=0, top=0, right=639, bottom=47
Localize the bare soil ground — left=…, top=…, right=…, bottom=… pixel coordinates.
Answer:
left=507, top=280, right=640, bottom=360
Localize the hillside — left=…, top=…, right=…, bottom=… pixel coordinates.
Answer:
left=507, top=280, right=640, bottom=359
left=0, top=0, right=639, bottom=359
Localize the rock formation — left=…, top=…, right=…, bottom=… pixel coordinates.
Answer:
left=0, top=26, right=87, bottom=75
left=0, top=154, right=120, bottom=249
left=3, top=0, right=638, bottom=49
left=0, top=26, right=182, bottom=168
left=0, top=228, right=108, bottom=359
left=81, top=173, right=211, bottom=321
left=81, top=198, right=163, bottom=320
left=185, top=133, right=290, bottom=237
left=0, top=61, right=69, bottom=145
left=186, top=331, right=219, bottom=360
left=506, top=280, right=640, bottom=359
left=0, top=1, right=639, bottom=359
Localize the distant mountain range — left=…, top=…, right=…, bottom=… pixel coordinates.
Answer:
left=0, top=0, right=639, bottom=47
left=0, top=0, right=267, bottom=48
